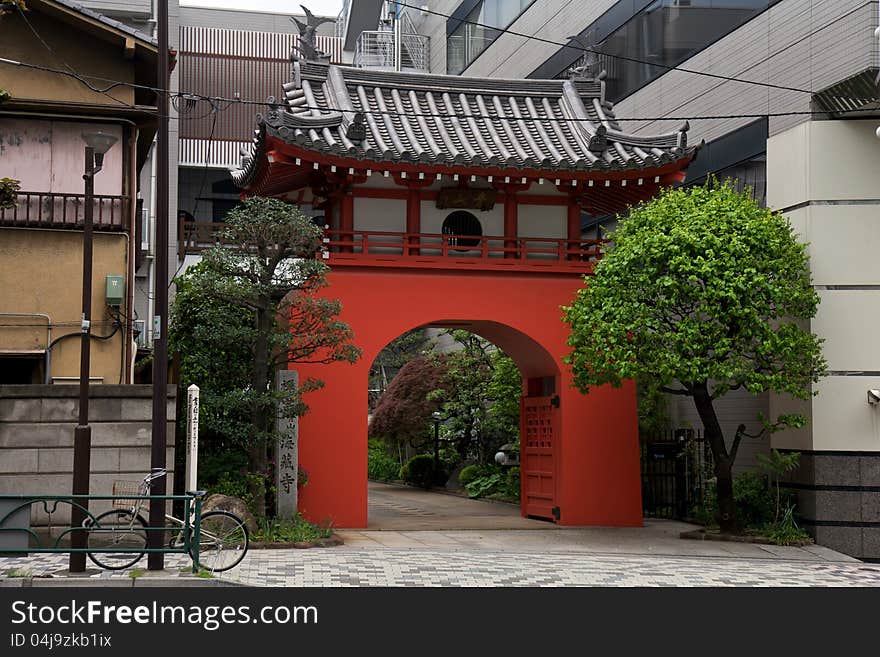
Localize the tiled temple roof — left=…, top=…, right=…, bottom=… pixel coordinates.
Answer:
left=232, top=60, right=698, bottom=188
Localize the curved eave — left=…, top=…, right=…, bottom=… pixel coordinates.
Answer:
left=234, top=130, right=702, bottom=197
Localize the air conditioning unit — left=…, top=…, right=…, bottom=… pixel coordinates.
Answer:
left=133, top=320, right=148, bottom=349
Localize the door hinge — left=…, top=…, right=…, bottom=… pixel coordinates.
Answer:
left=550, top=395, right=560, bottom=408
left=552, top=506, right=561, bottom=521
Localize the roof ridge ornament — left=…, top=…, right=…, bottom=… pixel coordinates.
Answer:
left=346, top=112, right=366, bottom=142
left=588, top=125, right=607, bottom=154
left=565, top=32, right=606, bottom=82
left=290, top=4, right=333, bottom=63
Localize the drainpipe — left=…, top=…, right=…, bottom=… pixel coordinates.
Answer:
left=0, top=313, right=51, bottom=383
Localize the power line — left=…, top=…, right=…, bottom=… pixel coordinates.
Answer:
left=3, top=56, right=871, bottom=125
left=395, top=0, right=818, bottom=96
left=13, top=3, right=132, bottom=107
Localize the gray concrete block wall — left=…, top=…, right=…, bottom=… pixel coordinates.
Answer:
left=787, top=453, right=880, bottom=560
left=0, top=385, right=176, bottom=525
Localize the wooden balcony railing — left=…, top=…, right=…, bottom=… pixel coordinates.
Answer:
left=0, top=191, right=129, bottom=230
left=180, top=222, right=604, bottom=274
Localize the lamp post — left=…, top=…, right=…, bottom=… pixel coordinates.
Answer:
left=431, top=411, right=442, bottom=482
left=69, top=131, right=117, bottom=573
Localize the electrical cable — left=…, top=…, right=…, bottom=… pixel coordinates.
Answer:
left=2, top=57, right=873, bottom=125
left=395, top=0, right=866, bottom=96
left=13, top=3, right=132, bottom=107
left=3, top=1, right=872, bottom=125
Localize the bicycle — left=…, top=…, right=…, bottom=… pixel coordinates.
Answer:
left=85, top=468, right=249, bottom=572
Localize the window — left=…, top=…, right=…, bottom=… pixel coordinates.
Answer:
left=447, top=0, right=535, bottom=75
left=534, top=1, right=780, bottom=104
left=0, top=354, right=44, bottom=384
left=442, top=211, right=482, bottom=248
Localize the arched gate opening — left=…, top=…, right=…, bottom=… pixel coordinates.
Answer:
left=292, top=266, right=643, bottom=529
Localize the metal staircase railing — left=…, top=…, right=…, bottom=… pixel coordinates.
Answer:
left=353, top=6, right=429, bottom=71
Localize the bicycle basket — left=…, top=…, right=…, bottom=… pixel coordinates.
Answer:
left=111, top=480, right=142, bottom=509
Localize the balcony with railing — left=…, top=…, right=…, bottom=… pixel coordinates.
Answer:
left=0, top=191, right=130, bottom=231
left=353, top=30, right=430, bottom=71
left=180, top=222, right=603, bottom=274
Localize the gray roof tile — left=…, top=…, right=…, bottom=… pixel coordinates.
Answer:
left=232, top=61, right=698, bottom=188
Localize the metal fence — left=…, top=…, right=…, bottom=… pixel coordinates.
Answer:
left=640, top=429, right=713, bottom=520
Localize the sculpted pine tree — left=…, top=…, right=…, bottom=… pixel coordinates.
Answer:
left=563, top=181, right=826, bottom=533
left=171, top=197, right=360, bottom=516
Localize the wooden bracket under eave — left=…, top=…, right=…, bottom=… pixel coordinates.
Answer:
left=124, top=37, right=136, bottom=59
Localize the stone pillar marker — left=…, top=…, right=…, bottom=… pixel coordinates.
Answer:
left=185, top=384, right=199, bottom=492
left=275, top=370, right=299, bottom=519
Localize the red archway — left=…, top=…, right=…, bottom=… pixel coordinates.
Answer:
left=294, top=265, right=642, bottom=528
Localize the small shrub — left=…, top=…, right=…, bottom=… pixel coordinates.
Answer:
left=695, top=471, right=785, bottom=530
left=733, top=470, right=775, bottom=528
left=401, top=454, right=437, bottom=489
left=253, top=514, right=332, bottom=543
left=0, top=177, right=19, bottom=210
left=504, top=466, right=521, bottom=500
left=368, top=439, right=401, bottom=481
left=458, top=464, right=482, bottom=487
left=763, top=505, right=812, bottom=546
left=465, top=472, right=504, bottom=498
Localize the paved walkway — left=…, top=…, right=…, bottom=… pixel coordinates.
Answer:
left=3, top=483, right=879, bottom=587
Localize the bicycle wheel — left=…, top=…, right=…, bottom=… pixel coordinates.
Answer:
left=87, top=510, right=147, bottom=570
left=191, top=510, right=249, bottom=572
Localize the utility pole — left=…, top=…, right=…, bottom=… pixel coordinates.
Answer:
left=148, top=0, right=170, bottom=571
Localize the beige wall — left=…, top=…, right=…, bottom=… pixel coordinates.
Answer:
left=768, top=120, right=880, bottom=453
left=0, top=9, right=136, bottom=107
left=0, top=228, right=129, bottom=384
left=0, top=119, right=124, bottom=196
left=351, top=191, right=563, bottom=239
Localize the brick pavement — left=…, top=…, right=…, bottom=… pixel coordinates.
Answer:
left=4, top=483, right=878, bottom=587
left=3, top=546, right=880, bottom=587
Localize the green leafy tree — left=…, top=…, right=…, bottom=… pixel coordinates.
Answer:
left=433, top=331, right=521, bottom=464
left=170, top=197, right=361, bottom=516
left=484, top=351, right=522, bottom=448
left=563, top=180, right=826, bottom=533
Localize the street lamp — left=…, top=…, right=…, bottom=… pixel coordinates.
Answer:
left=431, top=411, right=443, bottom=482
left=69, top=131, right=117, bottom=573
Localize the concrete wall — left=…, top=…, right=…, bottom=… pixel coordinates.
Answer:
left=0, top=119, right=124, bottom=196
left=0, top=229, right=130, bottom=384
left=0, top=385, right=176, bottom=525
left=0, top=9, right=137, bottom=107
left=767, top=119, right=880, bottom=560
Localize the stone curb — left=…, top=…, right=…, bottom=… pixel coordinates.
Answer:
left=680, top=528, right=813, bottom=547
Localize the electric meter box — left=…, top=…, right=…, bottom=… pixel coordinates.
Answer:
left=105, top=275, right=124, bottom=307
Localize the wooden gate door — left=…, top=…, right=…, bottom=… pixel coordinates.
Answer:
left=521, top=395, right=559, bottom=521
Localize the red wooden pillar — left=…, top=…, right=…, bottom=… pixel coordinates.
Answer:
left=504, top=191, right=518, bottom=259
left=406, top=187, right=420, bottom=256
left=567, top=201, right=581, bottom=261
left=340, top=189, right=354, bottom=254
